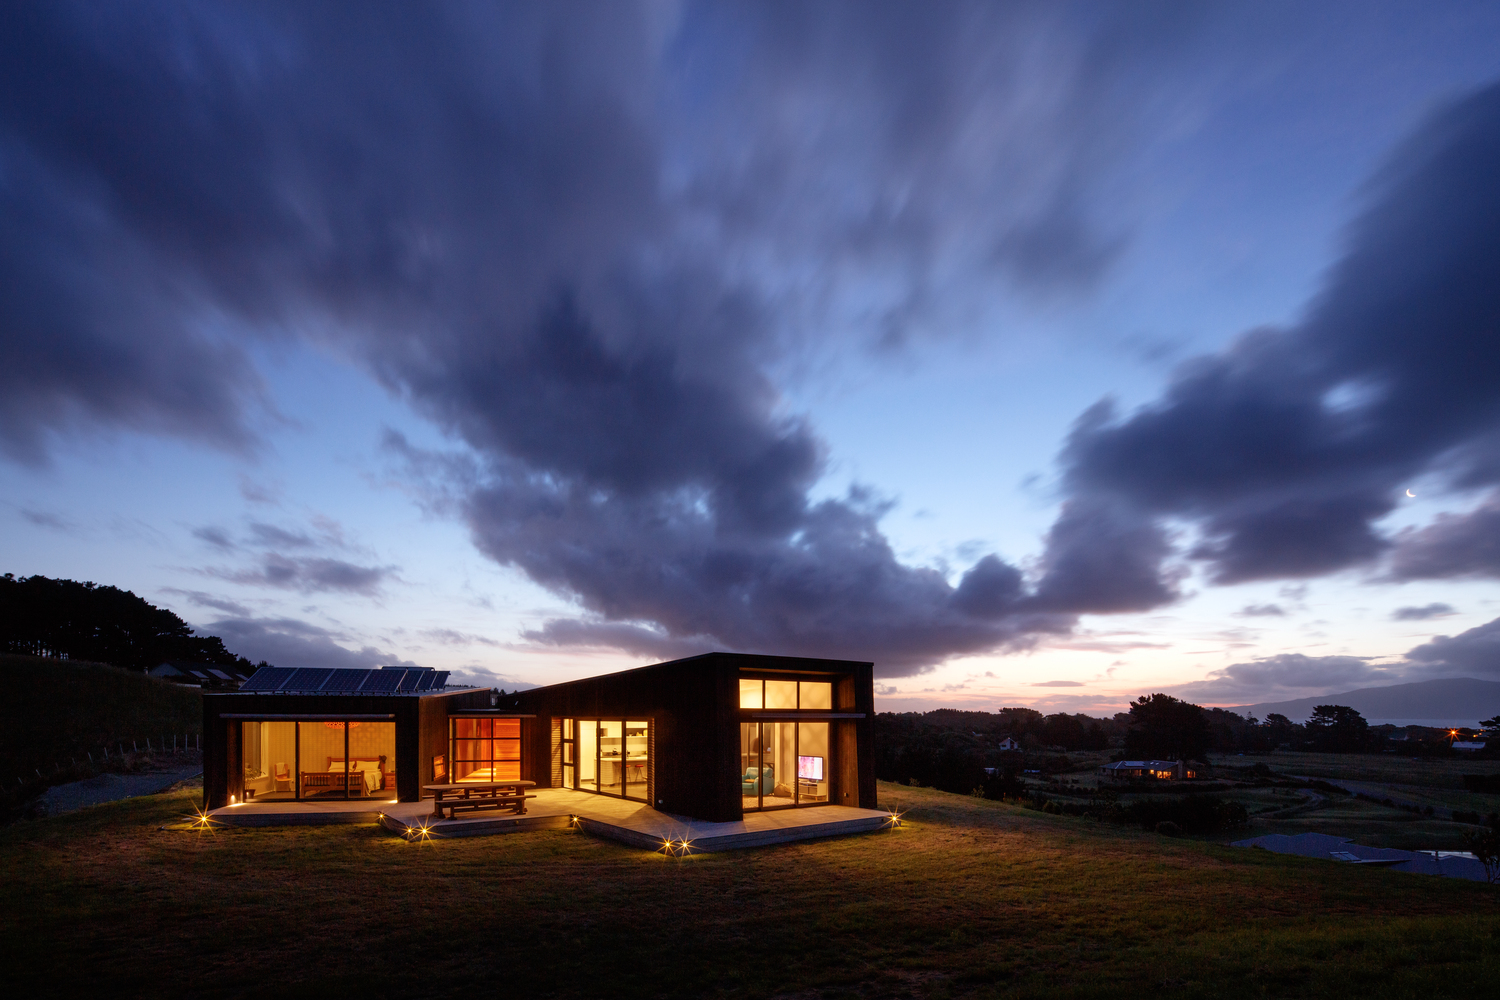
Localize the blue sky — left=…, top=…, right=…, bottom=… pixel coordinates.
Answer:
left=5, top=2, right=1500, bottom=714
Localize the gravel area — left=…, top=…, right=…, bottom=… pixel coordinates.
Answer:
left=37, top=766, right=203, bottom=816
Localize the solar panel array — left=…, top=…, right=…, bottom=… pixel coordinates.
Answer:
left=237, top=665, right=453, bottom=694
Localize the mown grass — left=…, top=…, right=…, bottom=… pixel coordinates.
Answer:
left=2, top=780, right=1496, bottom=998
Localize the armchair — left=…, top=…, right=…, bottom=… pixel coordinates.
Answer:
left=741, top=764, right=774, bottom=796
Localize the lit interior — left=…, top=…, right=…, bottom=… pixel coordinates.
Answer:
left=561, top=718, right=649, bottom=802
left=451, top=717, right=522, bottom=782
left=240, top=720, right=396, bottom=801
left=740, top=720, right=829, bottom=811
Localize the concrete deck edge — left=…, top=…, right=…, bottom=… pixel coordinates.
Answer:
left=580, top=812, right=889, bottom=853
left=380, top=811, right=572, bottom=838
left=213, top=809, right=382, bottom=827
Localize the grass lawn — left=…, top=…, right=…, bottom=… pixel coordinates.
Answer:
left=2, top=781, right=1496, bottom=998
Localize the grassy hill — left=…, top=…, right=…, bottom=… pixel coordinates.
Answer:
left=0, top=781, right=1496, bottom=997
left=0, top=654, right=202, bottom=814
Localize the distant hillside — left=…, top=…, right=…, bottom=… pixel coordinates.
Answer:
left=0, top=654, right=202, bottom=815
left=1234, top=677, right=1500, bottom=726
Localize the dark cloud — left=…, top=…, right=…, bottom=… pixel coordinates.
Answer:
left=1236, top=604, right=1286, bottom=617
left=419, top=628, right=500, bottom=648
left=447, top=665, right=534, bottom=690
left=1032, top=680, right=1084, bottom=688
left=161, top=587, right=252, bottom=618
left=1169, top=652, right=1390, bottom=704
left=247, top=523, right=317, bottom=550
left=0, top=1, right=1191, bottom=675
left=207, top=555, right=395, bottom=595
left=1388, top=493, right=1500, bottom=580
left=20, top=509, right=73, bottom=531
left=1403, top=616, right=1500, bottom=679
left=204, top=616, right=404, bottom=670
left=192, top=526, right=236, bottom=551
left=522, top=620, right=710, bottom=663
left=1046, top=81, right=1500, bottom=597
left=1392, top=602, right=1457, bottom=621
left=10, top=4, right=1500, bottom=674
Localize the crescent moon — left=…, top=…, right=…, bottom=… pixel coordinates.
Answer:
left=1405, top=489, right=1416, bottom=498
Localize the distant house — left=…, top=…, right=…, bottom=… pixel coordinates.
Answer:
left=1099, top=760, right=1198, bottom=780
left=996, top=737, right=1021, bottom=751
left=1452, top=741, right=1487, bottom=751
left=150, top=661, right=250, bottom=690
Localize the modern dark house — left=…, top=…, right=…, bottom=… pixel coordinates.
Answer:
left=204, top=652, right=877, bottom=824
left=508, top=652, right=877, bottom=822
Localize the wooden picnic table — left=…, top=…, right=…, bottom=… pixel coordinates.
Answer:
left=424, top=780, right=537, bottom=819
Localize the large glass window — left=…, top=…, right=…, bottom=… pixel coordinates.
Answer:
left=579, top=719, right=598, bottom=792
left=240, top=719, right=393, bottom=802
left=451, top=717, right=522, bottom=782
left=739, top=717, right=833, bottom=812
left=241, top=721, right=296, bottom=801
left=599, top=720, right=624, bottom=795
left=739, top=677, right=835, bottom=710
left=800, top=682, right=833, bottom=710
left=765, top=680, right=798, bottom=709
left=797, top=723, right=830, bottom=802
left=625, top=721, right=649, bottom=799
left=561, top=718, right=649, bottom=802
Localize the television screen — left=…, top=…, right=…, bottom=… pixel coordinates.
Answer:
left=798, top=755, right=824, bottom=781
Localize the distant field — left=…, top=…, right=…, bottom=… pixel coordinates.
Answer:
left=1033, top=749, right=1500, bottom=851
left=1, top=780, right=1496, bottom=998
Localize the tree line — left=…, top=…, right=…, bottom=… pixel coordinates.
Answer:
left=874, top=692, right=1453, bottom=795
left=1, top=574, right=262, bottom=673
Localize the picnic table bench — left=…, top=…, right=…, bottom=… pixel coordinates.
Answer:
left=425, top=780, right=537, bottom=819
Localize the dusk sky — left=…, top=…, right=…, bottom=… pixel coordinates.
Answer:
left=5, top=2, right=1500, bottom=714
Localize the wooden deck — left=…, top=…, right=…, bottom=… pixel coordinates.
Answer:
left=209, top=788, right=891, bottom=851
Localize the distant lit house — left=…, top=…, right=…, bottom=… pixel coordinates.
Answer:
left=1099, top=760, right=1198, bottom=780
left=996, top=737, right=1021, bottom=751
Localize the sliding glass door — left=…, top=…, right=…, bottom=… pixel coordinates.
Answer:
left=562, top=718, right=649, bottom=802
left=238, top=720, right=395, bottom=802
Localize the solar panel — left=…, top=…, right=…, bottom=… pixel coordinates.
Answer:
left=321, top=669, right=370, bottom=692
left=364, top=669, right=406, bottom=692
left=283, top=667, right=330, bottom=692
left=240, top=666, right=295, bottom=691
left=431, top=671, right=449, bottom=689
left=413, top=671, right=438, bottom=692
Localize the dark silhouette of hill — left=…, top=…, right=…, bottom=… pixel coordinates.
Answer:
left=1235, top=678, right=1500, bottom=724
left=0, top=573, right=261, bottom=672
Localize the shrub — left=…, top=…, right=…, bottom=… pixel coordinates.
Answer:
left=1120, top=794, right=1248, bottom=834
left=1155, top=820, right=1182, bottom=837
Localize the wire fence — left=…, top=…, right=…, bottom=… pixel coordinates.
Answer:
left=4, top=733, right=203, bottom=817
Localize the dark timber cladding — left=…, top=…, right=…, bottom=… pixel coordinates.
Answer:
left=202, top=683, right=490, bottom=809
left=508, top=652, right=876, bottom=823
